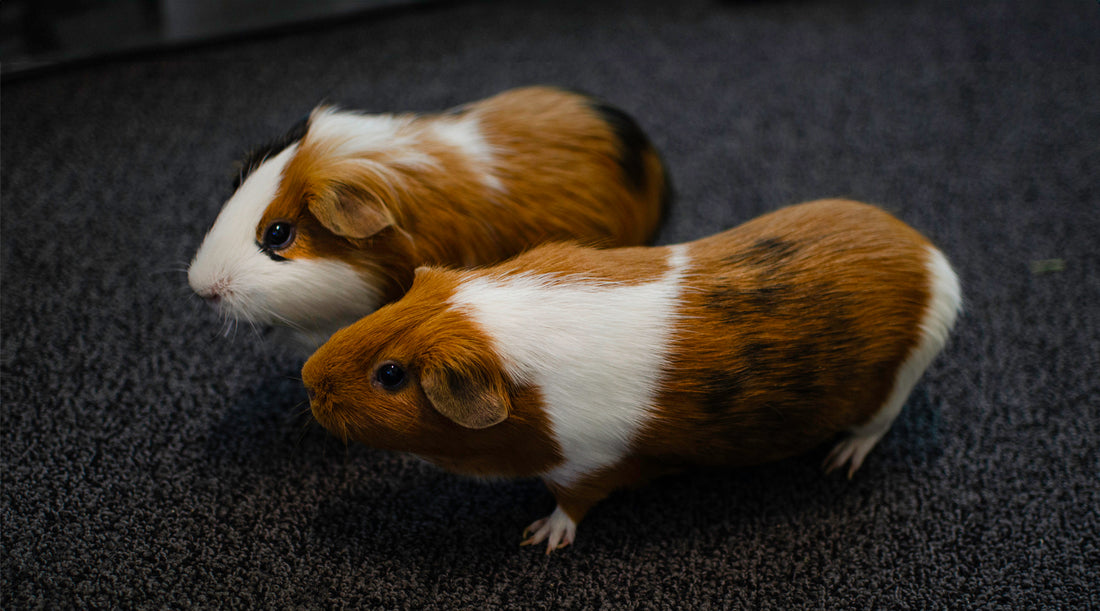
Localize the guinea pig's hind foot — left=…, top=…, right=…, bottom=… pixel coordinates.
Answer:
left=521, top=506, right=576, bottom=554
left=823, top=430, right=886, bottom=480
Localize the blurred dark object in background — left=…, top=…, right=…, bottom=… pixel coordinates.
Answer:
left=0, top=0, right=435, bottom=78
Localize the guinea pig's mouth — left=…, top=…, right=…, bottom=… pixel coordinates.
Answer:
left=305, top=386, right=353, bottom=442
left=305, top=385, right=329, bottom=419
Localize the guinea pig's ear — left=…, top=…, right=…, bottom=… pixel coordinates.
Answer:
left=421, top=363, right=509, bottom=430
left=308, top=188, right=394, bottom=239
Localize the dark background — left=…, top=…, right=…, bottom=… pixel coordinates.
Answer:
left=3, top=0, right=1098, bottom=608
left=0, top=0, right=433, bottom=76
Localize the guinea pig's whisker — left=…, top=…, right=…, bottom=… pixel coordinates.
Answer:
left=220, top=315, right=239, bottom=339
left=149, top=265, right=190, bottom=277
left=294, top=420, right=315, bottom=447
left=289, top=398, right=314, bottom=431
left=227, top=293, right=271, bottom=339
left=295, top=401, right=314, bottom=419
left=262, top=305, right=309, bottom=333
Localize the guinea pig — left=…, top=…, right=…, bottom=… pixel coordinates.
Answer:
left=187, top=86, right=670, bottom=351
left=301, top=198, right=962, bottom=553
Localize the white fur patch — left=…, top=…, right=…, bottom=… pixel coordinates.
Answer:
left=309, top=108, right=499, bottom=187
left=450, top=245, right=691, bottom=487
left=187, top=143, right=383, bottom=352
left=851, top=245, right=962, bottom=438
left=308, top=108, right=436, bottom=170
left=430, top=117, right=503, bottom=191
left=308, top=108, right=412, bottom=154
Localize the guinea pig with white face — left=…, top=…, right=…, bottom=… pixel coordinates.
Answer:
left=187, top=86, right=670, bottom=351
left=301, top=199, right=962, bottom=553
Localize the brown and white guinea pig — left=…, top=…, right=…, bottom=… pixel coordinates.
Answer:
left=301, top=199, right=962, bottom=553
left=187, top=86, right=670, bottom=351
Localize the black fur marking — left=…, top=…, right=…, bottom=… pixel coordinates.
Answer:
left=257, top=242, right=289, bottom=263
left=706, top=238, right=805, bottom=322
left=736, top=341, right=827, bottom=418
left=589, top=101, right=652, bottom=191
left=701, top=280, right=865, bottom=421
left=649, top=165, right=675, bottom=244
left=234, top=114, right=311, bottom=189
left=772, top=349, right=828, bottom=400
left=724, top=237, right=800, bottom=269
left=698, top=368, right=748, bottom=417
left=704, top=283, right=794, bottom=323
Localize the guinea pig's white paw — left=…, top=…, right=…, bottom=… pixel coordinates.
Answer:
left=823, top=431, right=885, bottom=479
left=521, top=506, right=576, bottom=554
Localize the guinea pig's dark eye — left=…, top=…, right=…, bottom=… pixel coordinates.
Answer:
left=374, top=362, right=407, bottom=391
left=262, top=221, right=296, bottom=250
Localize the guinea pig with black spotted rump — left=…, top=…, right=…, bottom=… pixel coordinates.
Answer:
left=187, top=86, right=670, bottom=351
left=301, top=199, right=962, bottom=553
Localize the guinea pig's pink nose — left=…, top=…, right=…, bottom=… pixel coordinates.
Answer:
left=192, top=276, right=231, bottom=305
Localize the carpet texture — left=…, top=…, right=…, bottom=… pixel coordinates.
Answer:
left=3, top=0, right=1098, bottom=608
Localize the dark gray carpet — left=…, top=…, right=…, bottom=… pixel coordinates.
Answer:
left=3, top=0, right=1098, bottom=608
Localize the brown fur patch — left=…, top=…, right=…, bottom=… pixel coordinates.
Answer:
left=639, top=199, right=932, bottom=466
left=486, top=241, right=674, bottom=285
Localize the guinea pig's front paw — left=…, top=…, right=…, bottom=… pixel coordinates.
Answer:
left=521, top=506, right=576, bottom=554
